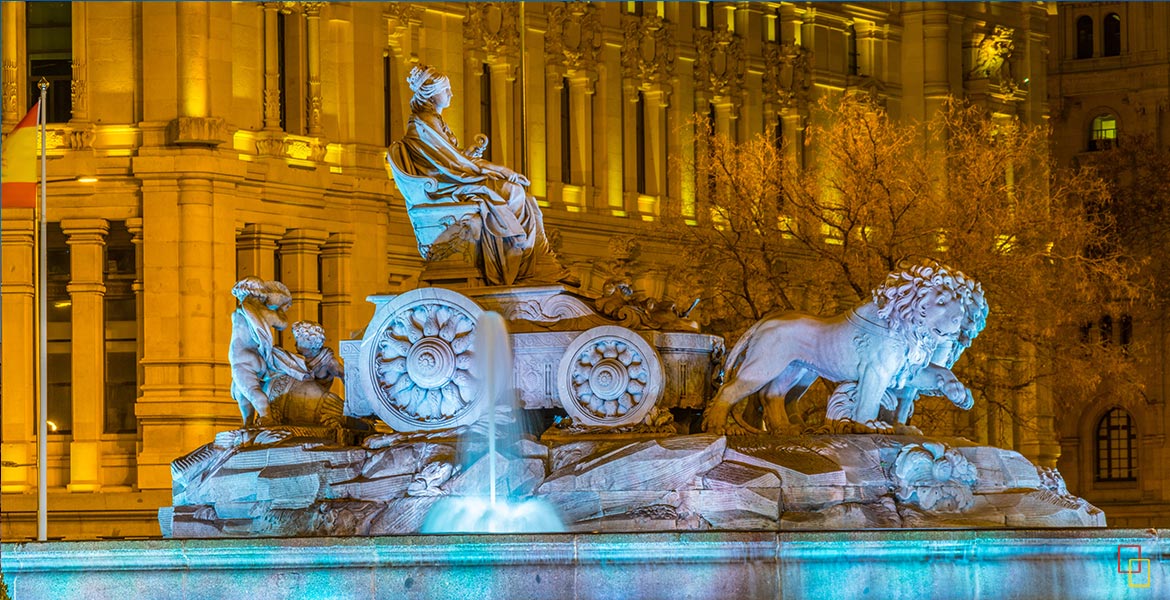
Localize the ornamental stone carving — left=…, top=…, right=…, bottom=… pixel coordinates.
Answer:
left=363, top=288, right=486, bottom=431
left=70, top=61, right=86, bottom=117
left=464, top=3, right=520, bottom=61
left=2, top=61, right=17, bottom=121
left=621, top=13, right=676, bottom=87
left=694, top=29, right=746, bottom=99
left=384, top=2, right=424, bottom=55
left=891, top=442, right=978, bottom=512
left=558, top=326, right=664, bottom=427
left=762, top=42, right=811, bottom=108
left=968, top=25, right=1015, bottom=84
left=546, top=1, right=603, bottom=74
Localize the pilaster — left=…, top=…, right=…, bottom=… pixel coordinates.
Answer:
left=320, top=232, right=355, bottom=354
left=262, top=2, right=283, bottom=131
left=278, top=228, right=328, bottom=330
left=1, top=218, right=37, bottom=492
left=134, top=155, right=243, bottom=490
left=69, top=2, right=89, bottom=124
left=236, top=223, right=286, bottom=281
left=126, top=217, right=145, bottom=433
left=60, top=218, right=109, bottom=493
left=303, top=1, right=324, bottom=137
left=1, top=1, right=19, bottom=126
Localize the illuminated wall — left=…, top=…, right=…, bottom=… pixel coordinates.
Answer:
left=1046, top=1, right=1170, bottom=527
left=0, top=1, right=1108, bottom=540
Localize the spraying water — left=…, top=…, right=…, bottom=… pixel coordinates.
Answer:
left=420, top=311, right=564, bottom=533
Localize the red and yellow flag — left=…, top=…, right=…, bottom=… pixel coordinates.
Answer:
left=2, top=102, right=41, bottom=209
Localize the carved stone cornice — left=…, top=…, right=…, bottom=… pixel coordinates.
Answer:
left=762, top=41, right=811, bottom=108
left=546, top=1, right=603, bottom=75
left=620, top=13, right=676, bottom=88
left=464, top=3, right=520, bottom=62
left=693, top=29, right=745, bottom=100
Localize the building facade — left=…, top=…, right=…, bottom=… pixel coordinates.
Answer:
left=1046, top=1, right=1170, bottom=527
left=3, top=1, right=1159, bottom=539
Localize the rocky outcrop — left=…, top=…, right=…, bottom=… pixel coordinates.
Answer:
left=161, top=431, right=1105, bottom=538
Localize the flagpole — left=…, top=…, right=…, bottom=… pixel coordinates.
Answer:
left=36, top=77, right=49, bottom=542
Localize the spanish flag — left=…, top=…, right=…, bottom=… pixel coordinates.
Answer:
left=1, top=102, right=41, bottom=209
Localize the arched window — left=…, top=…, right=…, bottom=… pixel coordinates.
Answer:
left=1076, top=15, right=1093, bottom=59
left=1103, top=13, right=1121, bottom=56
left=1089, top=114, right=1117, bottom=151
left=1096, top=408, right=1137, bottom=481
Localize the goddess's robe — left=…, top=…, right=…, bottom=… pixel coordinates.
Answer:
left=391, top=111, right=566, bottom=285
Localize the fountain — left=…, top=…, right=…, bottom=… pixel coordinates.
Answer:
left=5, top=64, right=1146, bottom=600
left=420, top=312, right=564, bottom=534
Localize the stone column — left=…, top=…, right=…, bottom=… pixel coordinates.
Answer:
left=545, top=73, right=566, bottom=206
left=488, top=62, right=518, bottom=169
left=2, top=1, right=20, bottom=127
left=643, top=88, right=670, bottom=209
left=1, top=219, right=37, bottom=492
left=278, top=229, right=328, bottom=331
left=568, top=73, right=597, bottom=202
left=135, top=156, right=243, bottom=489
left=303, top=1, right=324, bottom=137
left=262, top=2, right=282, bottom=131
left=126, top=218, right=145, bottom=432
left=176, top=2, right=210, bottom=118
left=320, top=233, right=354, bottom=350
left=172, top=2, right=225, bottom=145
left=621, top=85, right=640, bottom=214
left=61, top=218, right=109, bottom=492
left=236, top=223, right=286, bottom=281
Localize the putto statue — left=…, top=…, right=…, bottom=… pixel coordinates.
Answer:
left=386, top=64, right=575, bottom=287
left=702, top=261, right=987, bottom=433
left=228, top=277, right=344, bottom=429
left=229, top=277, right=311, bottom=426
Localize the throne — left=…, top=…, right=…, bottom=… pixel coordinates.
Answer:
left=385, top=142, right=484, bottom=286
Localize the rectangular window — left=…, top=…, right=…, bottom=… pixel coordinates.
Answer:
left=383, top=55, right=393, bottom=147
left=635, top=91, right=646, bottom=195
left=481, top=63, right=493, bottom=161
left=561, top=78, right=572, bottom=185
left=104, top=221, right=138, bottom=434
left=46, top=223, right=71, bottom=434
left=26, top=1, right=72, bottom=123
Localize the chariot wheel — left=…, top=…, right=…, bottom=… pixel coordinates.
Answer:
left=364, top=287, right=485, bottom=431
left=557, top=326, right=664, bottom=427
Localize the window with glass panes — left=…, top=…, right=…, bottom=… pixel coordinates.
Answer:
left=1096, top=408, right=1137, bottom=482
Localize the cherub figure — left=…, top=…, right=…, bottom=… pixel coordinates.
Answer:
left=291, top=321, right=345, bottom=389
left=228, top=277, right=311, bottom=426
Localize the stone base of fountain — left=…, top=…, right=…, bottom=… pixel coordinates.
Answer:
left=159, top=427, right=1102, bottom=538
left=3, top=530, right=1161, bottom=599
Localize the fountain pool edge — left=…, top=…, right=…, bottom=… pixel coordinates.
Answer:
left=2, top=529, right=1164, bottom=599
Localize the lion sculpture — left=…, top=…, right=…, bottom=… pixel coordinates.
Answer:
left=701, top=261, right=987, bottom=434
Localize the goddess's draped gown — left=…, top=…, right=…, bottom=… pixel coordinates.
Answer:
left=391, top=110, right=568, bottom=286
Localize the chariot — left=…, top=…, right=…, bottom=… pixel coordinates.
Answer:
left=340, top=286, right=724, bottom=432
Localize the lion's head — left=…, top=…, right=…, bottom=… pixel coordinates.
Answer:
left=873, top=261, right=987, bottom=353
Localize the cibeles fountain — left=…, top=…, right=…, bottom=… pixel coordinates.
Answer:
left=159, top=66, right=1102, bottom=540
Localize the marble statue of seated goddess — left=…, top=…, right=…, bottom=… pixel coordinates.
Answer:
left=387, top=64, right=575, bottom=287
